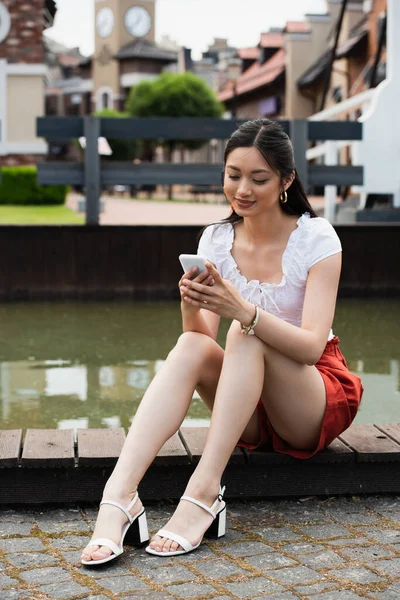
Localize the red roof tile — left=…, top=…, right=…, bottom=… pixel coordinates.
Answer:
left=57, top=54, right=82, bottom=67
left=286, top=21, right=310, bottom=33
left=259, top=32, right=284, bottom=48
left=218, top=48, right=285, bottom=102
left=238, top=47, right=259, bottom=60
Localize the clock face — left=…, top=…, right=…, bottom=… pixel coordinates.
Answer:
left=0, top=2, right=11, bottom=44
left=125, top=6, right=152, bottom=38
left=96, top=7, right=115, bottom=39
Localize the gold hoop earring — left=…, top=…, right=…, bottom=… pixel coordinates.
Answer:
left=280, top=191, right=288, bottom=203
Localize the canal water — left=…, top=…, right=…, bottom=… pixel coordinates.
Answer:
left=0, top=299, right=398, bottom=431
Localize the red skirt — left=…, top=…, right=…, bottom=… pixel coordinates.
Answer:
left=237, top=336, right=363, bottom=459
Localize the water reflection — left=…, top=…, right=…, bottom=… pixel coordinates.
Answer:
left=0, top=300, right=399, bottom=430
left=0, top=358, right=209, bottom=430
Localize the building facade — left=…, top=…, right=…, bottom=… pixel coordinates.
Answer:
left=297, top=0, right=387, bottom=114
left=0, top=0, right=56, bottom=166
left=45, top=0, right=177, bottom=117
left=217, top=0, right=386, bottom=121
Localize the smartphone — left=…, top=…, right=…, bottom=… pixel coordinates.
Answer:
left=179, top=254, right=208, bottom=278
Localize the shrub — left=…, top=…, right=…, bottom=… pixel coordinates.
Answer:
left=94, top=108, right=141, bottom=161
left=0, top=166, right=69, bottom=205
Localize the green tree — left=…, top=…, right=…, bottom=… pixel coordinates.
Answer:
left=126, top=72, right=224, bottom=198
left=95, top=108, right=140, bottom=162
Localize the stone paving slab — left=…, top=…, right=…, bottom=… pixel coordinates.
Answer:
left=0, top=494, right=399, bottom=600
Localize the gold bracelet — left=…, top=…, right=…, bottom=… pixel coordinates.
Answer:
left=240, top=305, right=259, bottom=335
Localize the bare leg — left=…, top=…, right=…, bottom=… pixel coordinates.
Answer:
left=81, top=331, right=225, bottom=562
left=149, top=321, right=266, bottom=552
left=151, top=321, right=326, bottom=553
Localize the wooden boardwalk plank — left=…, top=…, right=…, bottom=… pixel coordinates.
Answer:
left=179, top=427, right=244, bottom=464
left=21, top=429, right=75, bottom=467
left=246, top=448, right=295, bottom=465
left=247, top=438, right=354, bottom=465
left=0, top=423, right=399, bottom=504
left=1, top=460, right=399, bottom=504
left=77, top=428, right=125, bottom=467
left=375, top=423, right=400, bottom=445
left=307, top=438, right=355, bottom=463
left=154, top=432, right=190, bottom=465
left=0, top=430, right=22, bottom=468
left=339, top=423, right=400, bottom=462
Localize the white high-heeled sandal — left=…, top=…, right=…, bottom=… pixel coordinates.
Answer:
left=81, top=492, right=149, bottom=566
left=145, top=486, right=226, bottom=557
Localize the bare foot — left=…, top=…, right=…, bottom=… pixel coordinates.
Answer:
left=148, top=488, right=223, bottom=554
left=81, top=492, right=143, bottom=563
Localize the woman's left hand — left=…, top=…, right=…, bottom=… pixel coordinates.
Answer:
left=180, top=262, right=253, bottom=322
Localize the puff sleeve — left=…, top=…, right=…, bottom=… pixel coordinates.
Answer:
left=308, top=218, right=342, bottom=269
left=197, top=224, right=216, bottom=264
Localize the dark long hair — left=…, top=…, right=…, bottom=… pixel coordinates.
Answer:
left=221, top=118, right=317, bottom=225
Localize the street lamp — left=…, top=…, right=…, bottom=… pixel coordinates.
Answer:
left=227, top=58, right=242, bottom=118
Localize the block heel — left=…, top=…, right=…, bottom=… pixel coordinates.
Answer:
left=124, top=509, right=149, bottom=547
left=205, top=505, right=226, bottom=539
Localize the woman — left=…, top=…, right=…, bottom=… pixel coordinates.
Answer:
left=81, top=118, right=363, bottom=565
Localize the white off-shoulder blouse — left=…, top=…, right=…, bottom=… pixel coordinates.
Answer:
left=197, top=212, right=342, bottom=341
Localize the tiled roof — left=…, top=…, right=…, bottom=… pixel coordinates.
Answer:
left=238, top=47, right=259, bottom=60
left=336, top=28, right=368, bottom=59
left=286, top=21, right=310, bottom=33
left=58, top=54, right=83, bottom=67
left=336, top=18, right=369, bottom=59
left=79, top=56, right=92, bottom=68
left=298, top=20, right=369, bottom=89
left=115, top=39, right=177, bottom=62
left=259, top=32, right=284, bottom=48
left=218, top=48, right=285, bottom=102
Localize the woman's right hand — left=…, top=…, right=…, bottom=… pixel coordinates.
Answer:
left=179, top=267, right=214, bottom=310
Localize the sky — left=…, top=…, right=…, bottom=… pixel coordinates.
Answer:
left=44, top=0, right=328, bottom=58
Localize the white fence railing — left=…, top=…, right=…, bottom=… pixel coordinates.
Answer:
left=306, top=89, right=377, bottom=221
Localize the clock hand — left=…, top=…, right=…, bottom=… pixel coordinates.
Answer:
left=129, top=15, right=141, bottom=29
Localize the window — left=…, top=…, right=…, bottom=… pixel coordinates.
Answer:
left=332, top=86, right=343, bottom=103
left=102, top=92, right=110, bottom=109
left=96, top=87, right=114, bottom=111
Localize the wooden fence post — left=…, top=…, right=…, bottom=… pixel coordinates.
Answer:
left=290, top=120, right=308, bottom=192
left=84, top=116, right=101, bottom=225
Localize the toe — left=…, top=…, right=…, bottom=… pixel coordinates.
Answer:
left=149, top=535, right=163, bottom=552
left=170, top=541, right=180, bottom=552
left=81, top=545, right=99, bottom=561
left=90, top=546, right=112, bottom=561
left=162, top=538, right=181, bottom=553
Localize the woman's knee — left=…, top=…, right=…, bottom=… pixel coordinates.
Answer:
left=168, top=331, right=218, bottom=363
left=225, top=320, right=265, bottom=352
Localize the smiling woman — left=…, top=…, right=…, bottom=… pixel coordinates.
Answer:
left=80, top=118, right=363, bottom=567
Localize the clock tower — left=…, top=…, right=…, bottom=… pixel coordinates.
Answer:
left=93, top=0, right=156, bottom=112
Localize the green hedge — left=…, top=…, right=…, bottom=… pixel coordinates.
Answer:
left=0, top=166, right=69, bottom=205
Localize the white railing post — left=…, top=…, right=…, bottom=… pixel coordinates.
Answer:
left=306, top=89, right=377, bottom=218
left=324, top=141, right=337, bottom=222
left=358, top=0, right=400, bottom=209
